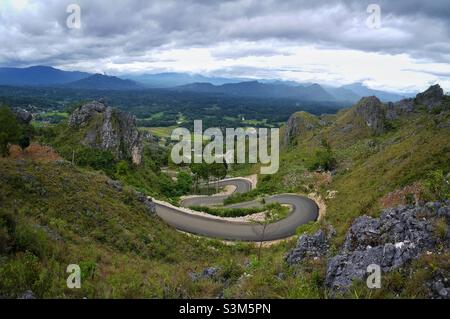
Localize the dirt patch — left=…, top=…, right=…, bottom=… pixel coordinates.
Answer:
left=245, top=174, right=258, bottom=189
left=308, top=192, right=327, bottom=221
left=8, top=143, right=62, bottom=163
left=379, top=182, right=423, bottom=208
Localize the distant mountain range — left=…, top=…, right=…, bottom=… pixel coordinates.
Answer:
left=174, top=81, right=336, bottom=102
left=123, top=72, right=247, bottom=88
left=0, top=65, right=414, bottom=102
left=0, top=66, right=90, bottom=86
left=66, top=74, right=141, bottom=90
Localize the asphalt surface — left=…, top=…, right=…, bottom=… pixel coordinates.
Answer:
left=155, top=178, right=319, bottom=242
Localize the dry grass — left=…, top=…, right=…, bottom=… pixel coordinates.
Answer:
left=8, top=143, right=62, bottom=163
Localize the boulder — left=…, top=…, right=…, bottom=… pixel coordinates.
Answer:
left=17, top=290, right=36, bottom=299
left=136, top=192, right=157, bottom=216
left=189, top=267, right=220, bottom=282
left=285, top=229, right=332, bottom=265
left=14, top=109, right=32, bottom=124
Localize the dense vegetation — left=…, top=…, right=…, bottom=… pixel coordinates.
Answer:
left=0, top=106, right=33, bottom=156
left=0, top=90, right=449, bottom=299
left=0, top=85, right=346, bottom=129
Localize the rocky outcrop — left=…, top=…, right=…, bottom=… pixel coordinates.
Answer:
left=69, top=101, right=143, bottom=165
left=286, top=202, right=449, bottom=293
left=13, top=109, right=32, bottom=124
left=189, top=267, right=220, bottom=282
left=326, top=202, right=449, bottom=291
left=284, top=111, right=322, bottom=145
left=68, top=101, right=106, bottom=127
left=136, top=192, right=157, bottom=216
left=285, top=227, right=334, bottom=265
left=428, top=270, right=450, bottom=299
left=353, top=96, right=386, bottom=135
left=415, top=84, right=444, bottom=110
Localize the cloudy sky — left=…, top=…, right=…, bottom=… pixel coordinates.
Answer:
left=1, top=0, right=450, bottom=92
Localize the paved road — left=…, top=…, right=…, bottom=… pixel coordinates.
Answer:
left=155, top=178, right=319, bottom=242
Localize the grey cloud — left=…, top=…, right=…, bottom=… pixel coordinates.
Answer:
left=0, top=0, right=450, bottom=71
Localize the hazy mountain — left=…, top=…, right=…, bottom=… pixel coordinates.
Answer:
left=0, top=66, right=417, bottom=101
left=66, top=74, right=141, bottom=90
left=0, top=65, right=91, bottom=86
left=322, top=85, right=361, bottom=103
left=342, top=83, right=411, bottom=102
left=123, top=72, right=247, bottom=88
left=175, top=81, right=336, bottom=102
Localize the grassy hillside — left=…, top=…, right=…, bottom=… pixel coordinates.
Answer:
left=232, top=99, right=450, bottom=244
left=0, top=157, right=255, bottom=298
left=0, top=94, right=448, bottom=299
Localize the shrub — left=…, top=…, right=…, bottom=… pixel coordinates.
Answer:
left=308, top=148, right=337, bottom=171
left=115, top=160, right=130, bottom=176
left=176, top=171, right=193, bottom=195
left=0, top=105, right=21, bottom=156
left=423, top=170, right=450, bottom=201
left=14, top=222, right=52, bottom=258
left=0, top=252, right=41, bottom=297
left=75, top=147, right=116, bottom=174
left=188, top=205, right=265, bottom=218
left=18, top=135, right=31, bottom=150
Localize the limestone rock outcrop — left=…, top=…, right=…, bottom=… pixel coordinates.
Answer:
left=415, top=84, right=444, bottom=110
left=69, top=101, right=143, bottom=165
left=286, top=201, right=449, bottom=293
left=283, top=111, right=324, bottom=145
left=352, top=96, right=386, bottom=135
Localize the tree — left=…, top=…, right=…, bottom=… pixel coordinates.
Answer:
left=176, top=171, right=193, bottom=195
left=190, top=162, right=211, bottom=193
left=0, top=106, right=21, bottom=156
left=256, top=201, right=278, bottom=261
left=209, top=162, right=228, bottom=192
left=18, top=135, right=30, bottom=151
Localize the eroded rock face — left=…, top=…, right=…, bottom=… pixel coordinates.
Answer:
left=69, top=101, right=106, bottom=128
left=283, top=112, right=321, bottom=145
left=415, top=84, right=444, bottom=110
left=353, top=96, right=386, bottom=135
left=325, top=203, right=449, bottom=291
left=69, top=101, right=143, bottom=165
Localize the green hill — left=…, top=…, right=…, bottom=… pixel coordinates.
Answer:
left=0, top=86, right=449, bottom=299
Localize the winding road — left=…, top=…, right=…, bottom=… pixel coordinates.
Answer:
left=154, top=178, right=319, bottom=242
